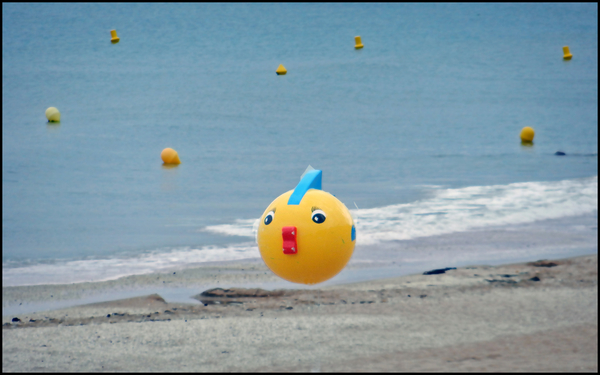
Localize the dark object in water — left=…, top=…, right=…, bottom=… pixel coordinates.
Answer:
left=423, top=267, right=456, bottom=275
left=555, top=151, right=566, bottom=156
left=12, top=317, right=20, bottom=322
left=529, top=276, right=541, bottom=282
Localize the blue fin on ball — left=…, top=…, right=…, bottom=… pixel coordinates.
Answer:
left=288, top=168, right=322, bottom=205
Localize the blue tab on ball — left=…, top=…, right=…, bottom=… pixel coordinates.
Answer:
left=287, top=170, right=322, bottom=205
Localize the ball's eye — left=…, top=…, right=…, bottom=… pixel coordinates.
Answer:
left=264, top=211, right=275, bottom=225
left=311, top=209, right=326, bottom=224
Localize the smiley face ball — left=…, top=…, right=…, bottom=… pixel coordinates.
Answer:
left=257, top=169, right=356, bottom=284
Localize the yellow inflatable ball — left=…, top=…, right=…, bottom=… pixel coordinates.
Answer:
left=45, top=107, right=61, bottom=122
left=161, top=148, right=181, bottom=164
left=520, top=127, right=535, bottom=142
left=257, top=168, right=356, bottom=284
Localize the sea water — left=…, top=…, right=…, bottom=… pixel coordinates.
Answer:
left=2, top=3, right=597, bottom=286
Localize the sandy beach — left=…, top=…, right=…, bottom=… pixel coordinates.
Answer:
left=2, top=253, right=597, bottom=372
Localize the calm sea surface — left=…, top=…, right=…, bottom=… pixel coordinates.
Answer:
left=2, top=3, right=597, bottom=286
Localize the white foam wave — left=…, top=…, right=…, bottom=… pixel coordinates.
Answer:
left=4, top=177, right=596, bottom=287
left=355, top=176, right=597, bottom=245
left=2, top=243, right=260, bottom=287
left=203, top=176, right=598, bottom=246
left=204, top=219, right=257, bottom=238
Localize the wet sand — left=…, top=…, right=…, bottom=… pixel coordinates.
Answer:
left=2, top=254, right=597, bottom=372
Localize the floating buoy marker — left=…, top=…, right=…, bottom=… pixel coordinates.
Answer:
left=45, top=107, right=60, bottom=122
left=161, top=148, right=181, bottom=165
left=276, top=64, right=287, bottom=75
left=520, top=126, right=535, bottom=143
left=110, top=30, right=120, bottom=44
left=563, top=46, right=572, bottom=60
left=354, top=36, right=364, bottom=49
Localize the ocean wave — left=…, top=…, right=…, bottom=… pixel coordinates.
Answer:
left=354, top=176, right=597, bottom=245
left=2, top=243, right=260, bottom=287
left=4, top=176, right=596, bottom=287
left=204, top=219, right=257, bottom=238
left=205, top=176, right=598, bottom=246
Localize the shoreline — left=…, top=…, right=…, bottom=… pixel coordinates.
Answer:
left=4, top=250, right=597, bottom=318
left=3, top=212, right=598, bottom=317
left=3, top=253, right=597, bottom=371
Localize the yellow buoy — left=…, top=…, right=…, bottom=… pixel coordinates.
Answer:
left=276, top=64, right=287, bottom=75
left=161, top=148, right=181, bottom=164
left=563, top=46, right=572, bottom=60
left=520, top=126, right=535, bottom=143
left=45, top=107, right=61, bottom=122
left=110, top=29, right=120, bottom=44
left=354, top=36, right=364, bottom=49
